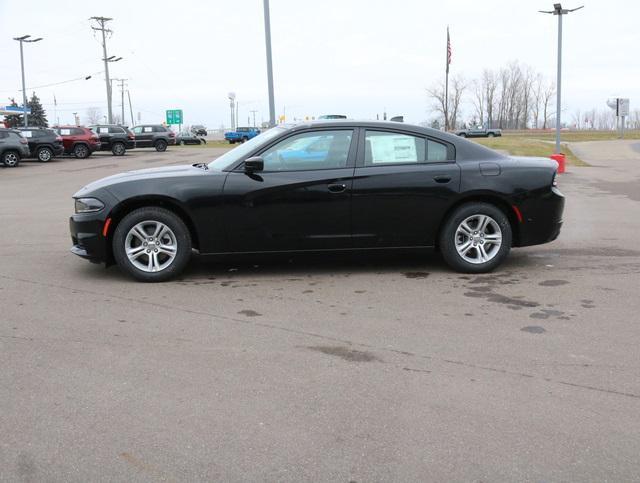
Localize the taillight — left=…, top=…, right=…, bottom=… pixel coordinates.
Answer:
left=20, top=138, right=28, bottom=144
left=128, top=134, right=135, bottom=140
left=92, top=134, right=99, bottom=140
left=56, top=135, right=63, bottom=142
left=552, top=172, right=558, bottom=188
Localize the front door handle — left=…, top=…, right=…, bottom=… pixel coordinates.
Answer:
left=433, top=175, right=452, bottom=184
left=327, top=183, right=347, bottom=193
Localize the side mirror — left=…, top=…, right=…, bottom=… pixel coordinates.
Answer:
left=244, top=156, right=264, bottom=172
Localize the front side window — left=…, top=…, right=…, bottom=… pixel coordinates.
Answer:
left=364, top=131, right=425, bottom=165
left=260, top=130, right=353, bottom=171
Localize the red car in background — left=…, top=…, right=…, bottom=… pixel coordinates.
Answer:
left=54, top=126, right=101, bottom=159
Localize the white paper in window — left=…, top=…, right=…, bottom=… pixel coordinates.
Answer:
left=61, top=129, right=71, bottom=135
left=370, top=135, right=416, bottom=163
left=144, top=127, right=152, bottom=132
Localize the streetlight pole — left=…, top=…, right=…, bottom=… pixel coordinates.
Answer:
left=263, top=0, right=276, bottom=127
left=13, top=35, right=43, bottom=127
left=90, top=17, right=122, bottom=124
left=540, top=3, right=583, bottom=154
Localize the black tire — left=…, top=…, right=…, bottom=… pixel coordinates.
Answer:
left=439, top=202, right=512, bottom=273
left=73, top=144, right=90, bottom=159
left=37, top=147, right=53, bottom=162
left=458, top=133, right=467, bottom=138
left=241, top=137, right=248, bottom=143
left=229, top=140, right=235, bottom=144
left=487, top=132, right=495, bottom=138
left=111, top=142, right=126, bottom=156
left=155, top=139, right=168, bottom=152
left=112, top=207, right=192, bottom=282
left=200, top=139, right=207, bottom=145
left=2, top=150, right=20, bottom=167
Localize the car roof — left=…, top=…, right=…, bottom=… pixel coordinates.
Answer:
left=279, top=119, right=505, bottom=161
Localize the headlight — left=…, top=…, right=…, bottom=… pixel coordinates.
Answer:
left=75, top=197, right=105, bottom=213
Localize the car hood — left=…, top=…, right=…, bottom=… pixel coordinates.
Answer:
left=74, top=164, right=213, bottom=197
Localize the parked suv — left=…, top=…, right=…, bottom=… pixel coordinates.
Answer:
left=0, top=128, right=30, bottom=167
left=191, top=125, right=207, bottom=136
left=55, top=126, right=101, bottom=159
left=89, top=125, right=136, bottom=156
left=131, top=125, right=176, bottom=152
left=16, top=127, right=64, bottom=162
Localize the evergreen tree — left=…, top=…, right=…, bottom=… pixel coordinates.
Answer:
left=3, top=98, right=24, bottom=128
left=27, top=92, right=48, bottom=127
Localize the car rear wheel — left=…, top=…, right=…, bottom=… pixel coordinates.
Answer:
left=487, top=132, right=495, bottom=138
left=112, top=207, right=192, bottom=282
left=2, top=150, right=20, bottom=167
left=241, top=137, right=248, bottom=143
left=155, top=140, right=168, bottom=152
left=111, top=142, right=126, bottom=156
left=37, top=147, right=53, bottom=162
left=458, top=133, right=467, bottom=138
left=439, top=202, right=512, bottom=273
left=73, top=144, right=90, bottom=159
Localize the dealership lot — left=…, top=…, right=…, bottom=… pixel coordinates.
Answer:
left=1, top=142, right=640, bottom=480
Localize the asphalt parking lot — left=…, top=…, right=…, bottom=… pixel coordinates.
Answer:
left=1, top=142, right=640, bottom=481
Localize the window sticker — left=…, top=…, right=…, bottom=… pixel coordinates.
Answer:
left=60, top=129, right=71, bottom=136
left=369, top=135, right=417, bottom=163
left=144, top=127, right=152, bottom=133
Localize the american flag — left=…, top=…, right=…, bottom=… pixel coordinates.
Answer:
left=446, top=26, right=452, bottom=74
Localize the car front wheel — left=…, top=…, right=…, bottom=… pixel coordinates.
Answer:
left=112, top=207, right=192, bottom=282
left=439, top=202, right=512, bottom=273
left=37, top=147, right=53, bottom=162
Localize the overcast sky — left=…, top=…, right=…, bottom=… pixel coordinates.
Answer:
left=1, top=0, right=638, bottom=128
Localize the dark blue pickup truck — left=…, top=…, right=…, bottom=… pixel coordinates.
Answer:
left=224, top=127, right=261, bottom=144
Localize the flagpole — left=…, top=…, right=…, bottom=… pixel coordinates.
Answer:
left=444, top=26, right=450, bottom=131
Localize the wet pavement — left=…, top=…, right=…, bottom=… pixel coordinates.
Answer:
left=1, top=142, right=639, bottom=481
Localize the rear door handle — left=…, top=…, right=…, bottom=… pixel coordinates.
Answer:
left=327, top=183, right=347, bottom=193
left=433, top=175, right=452, bottom=183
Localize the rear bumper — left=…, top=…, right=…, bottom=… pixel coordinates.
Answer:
left=515, top=187, right=565, bottom=247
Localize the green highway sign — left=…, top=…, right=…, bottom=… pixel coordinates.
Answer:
left=165, top=109, right=183, bottom=125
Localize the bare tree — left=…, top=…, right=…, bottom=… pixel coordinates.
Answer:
left=541, top=82, right=555, bottom=129
left=482, top=69, right=497, bottom=128
left=426, top=83, right=447, bottom=130
left=85, top=107, right=102, bottom=125
left=472, top=78, right=485, bottom=126
left=427, top=75, right=466, bottom=130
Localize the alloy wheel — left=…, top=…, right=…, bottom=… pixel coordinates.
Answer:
left=455, top=214, right=502, bottom=264
left=125, top=220, right=177, bottom=273
left=4, top=153, right=18, bottom=167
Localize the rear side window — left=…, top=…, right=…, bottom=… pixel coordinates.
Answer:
left=427, top=139, right=448, bottom=161
left=364, top=131, right=425, bottom=165
left=153, top=126, right=166, bottom=132
left=109, top=127, right=124, bottom=134
left=72, top=128, right=85, bottom=135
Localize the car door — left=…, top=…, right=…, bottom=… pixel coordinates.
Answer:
left=222, top=128, right=357, bottom=252
left=94, top=126, right=111, bottom=149
left=134, top=126, right=153, bottom=147
left=351, top=128, right=461, bottom=248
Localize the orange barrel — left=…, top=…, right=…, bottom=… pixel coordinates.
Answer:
left=550, top=153, right=566, bottom=174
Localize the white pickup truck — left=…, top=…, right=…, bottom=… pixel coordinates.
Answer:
left=455, top=126, right=502, bottom=138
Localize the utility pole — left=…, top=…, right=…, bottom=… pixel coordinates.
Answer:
left=90, top=17, right=122, bottom=124
left=228, top=92, right=236, bottom=130
left=127, top=90, right=134, bottom=127
left=263, top=0, right=276, bottom=127
left=13, top=35, right=43, bottom=127
left=112, top=78, right=128, bottom=125
left=539, top=4, right=583, bottom=154
left=250, top=110, right=258, bottom=127
left=72, top=112, right=78, bottom=126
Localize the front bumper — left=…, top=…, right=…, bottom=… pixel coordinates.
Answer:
left=69, top=214, right=108, bottom=263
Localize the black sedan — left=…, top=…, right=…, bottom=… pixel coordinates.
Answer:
left=70, top=120, right=564, bottom=282
left=176, top=131, right=206, bottom=145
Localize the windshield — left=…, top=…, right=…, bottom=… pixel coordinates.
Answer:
left=208, top=127, right=285, bottom=170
